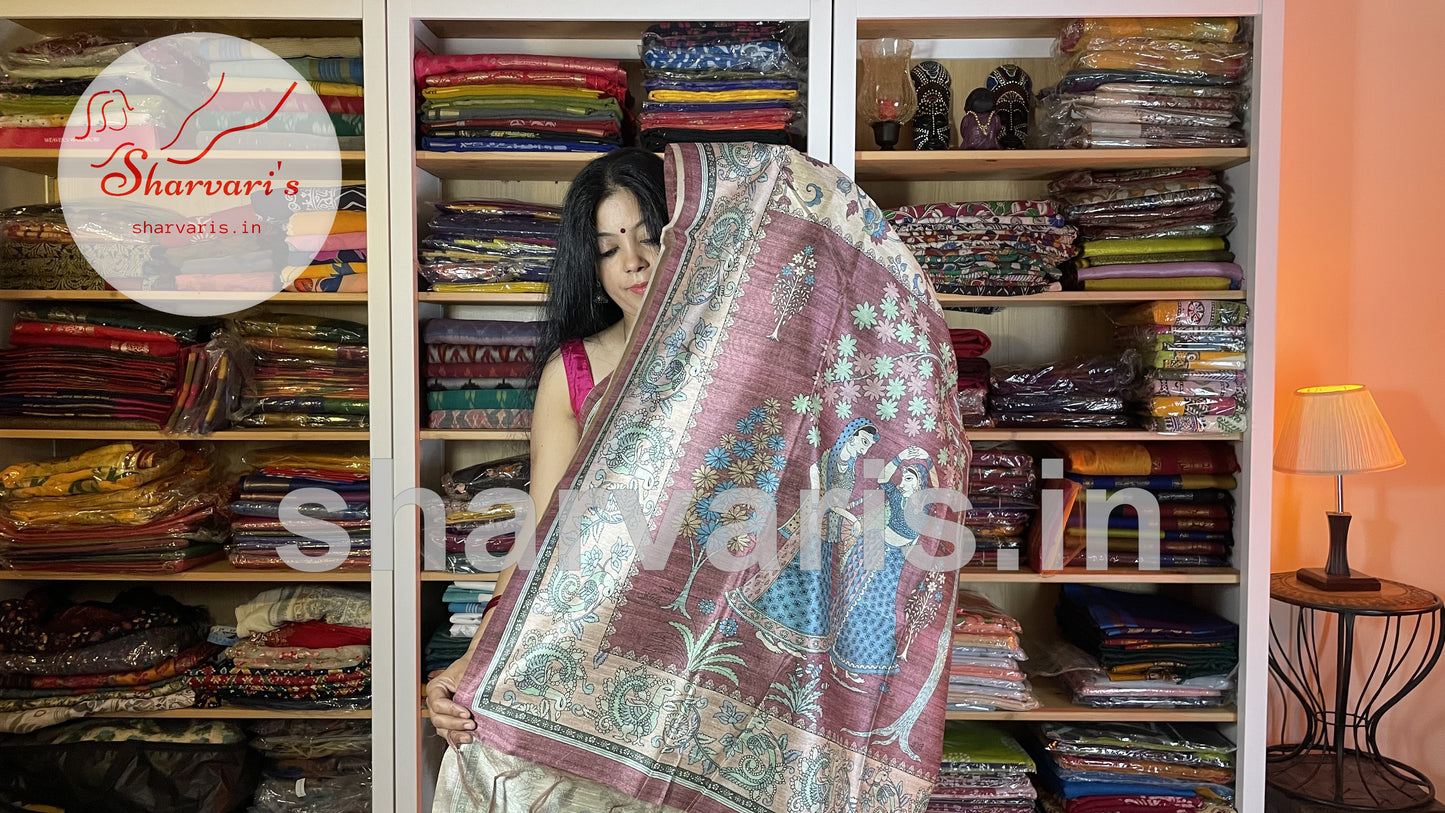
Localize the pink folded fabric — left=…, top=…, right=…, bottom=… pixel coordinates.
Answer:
left=286, top=231, right=367, bottom=252
left=414, top=53, right=626, bottom=86
left=1074, top=260, right=1243, bottom=280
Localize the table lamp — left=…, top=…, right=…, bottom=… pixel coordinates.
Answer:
left=1274, top=384, right=1405, bottom=591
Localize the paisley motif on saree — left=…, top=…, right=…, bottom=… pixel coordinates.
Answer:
left=441, top=142, right=968, bottom=813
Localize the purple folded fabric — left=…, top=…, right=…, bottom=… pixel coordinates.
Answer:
left=1073, top=261, right=1243, bottom=281
left=423, top=319, right=543, bottom=346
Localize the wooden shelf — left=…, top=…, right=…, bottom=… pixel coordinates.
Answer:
left=93, top=707, right=372, bottom=720
left=0, top=428, right=368, bottom=441
left=945, top=675, right=1237, bottom=722
left=418, top=19, right=650, bottom=40
left=855, top=148, right=1250, bottom=182
left=957, top=567, right=1240, bottom=584
left=937, top=291, right=1246, bottom=308
left=416, top=151, right=600, bottom=182
left=859, top=17, right=1064, bottom=40
left=966, top=429, right=1244, bottom=442
left=420, top=429, right=529, bottom=441
left=0, top=290, right=368, bottom=303
left=0, top=561, right=372, bottom=582
left=418, top=292, right=547, bottom=305
left=422, top=571, right=500, bottom=582
left=0, top=149, right=366, bottom=176
left=9, top=14, right=364, bottom=41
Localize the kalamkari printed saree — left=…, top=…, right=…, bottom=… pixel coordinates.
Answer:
left=434, top=142, right=969, bottom=813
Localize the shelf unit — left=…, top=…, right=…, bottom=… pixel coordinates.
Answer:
left=834, top=4, right=1281, bottom=813
left=0, top=4, right=393, bottom=812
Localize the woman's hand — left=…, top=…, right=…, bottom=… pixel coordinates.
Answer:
left=424, top=669, right=476, bottom=749
left=900, top=445, right=930, bottom=461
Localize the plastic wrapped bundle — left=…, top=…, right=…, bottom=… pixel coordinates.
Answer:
left=1026, top=721, right=1237, bottom=812
left=1042, top=17, right=1252, bottom=149
left=1113, top=300, right=1249, bottom=432
left=887, top=200, right=1077, bottom=296
left=638, top=22, right=808, bottom=152
left=247, top=719, right=372, bottom=812
left=423, top=318, right=541, bottom=430
left=228, top=448, right=371, bottom=572
left=232, top=315, right=370, bottom=430
left=928, top=722, right=1036, bottom=812
left=988, top=351, right=1140, bottom=428
left=419, top=200, right=559, bottom=293
left=947, top=590, right=1038, bottom=712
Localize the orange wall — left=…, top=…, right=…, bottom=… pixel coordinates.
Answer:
left=1276, top=0, right=1445, bottom=783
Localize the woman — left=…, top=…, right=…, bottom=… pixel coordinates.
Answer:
left=424, top=147, right=668, bottom=749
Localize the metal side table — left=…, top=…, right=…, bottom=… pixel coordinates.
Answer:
left=1268, top=572, right=1444, bottom=810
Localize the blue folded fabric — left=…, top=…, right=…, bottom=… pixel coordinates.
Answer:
left=446, top=602, right=490, bottom=613
left=644, top=78, right=799, bottom=92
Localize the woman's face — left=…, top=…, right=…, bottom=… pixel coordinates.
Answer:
left=595, top=188, right=660, bottom=322
left=900, top=469, right=921, bottom=496
left=844, top=429, right=877, bottom=458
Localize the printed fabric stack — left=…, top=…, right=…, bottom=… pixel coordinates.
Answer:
left=0, top=588, right=214, bottom=732
left=0, top=205, right=109, bottom=291
left=1035, top=640, right=1235, bottom=710
left=436, top=454, right=529, bottom=575
left=1041, top=17, right=1251, bottom=148
left=1051, top=168, right=1240, bottom=291
left=234, top=314, right=370, bottom=430
left=988, top=351, right=1139, bottom=429
left=240, top=184, right=369, bottom=294
left=419, top=199, right=559, bottom=294
left=187, top=586, right=371, bottom=710
left=423, top=581, right=496, bottom=681
left=1057, top=584, right=1238, bottom=690
left=948, top=589, right=1038, bottom=712
left=0, top=442, right=228, bottom=574
left=0, top=34, right=145, bottom=149
left=424, top=318, right=541, bottom=430
left=1052, top=440, right=1238, bottom=569
left=247, top=719, right=373, bottom=813
left=228, top=448, right=371, bottom=572
left=929, top=722, right=1036, bottom=813
left=414, top=53, right=626, bottom=153
left=1115, top=300, right=1249, bottom=433
left=951, top=328, right=992, bottom=428
left=965, top=448, right=1036, bottom=571
left=0, top=303, right=212, bottom=430
left=886, top=201, right=1077, bottom=297
left=638, top=22, right=805, bottom=152
left=1028, top=722, right=1237, bottom=813
left=192, top=36, right=365, bottom=151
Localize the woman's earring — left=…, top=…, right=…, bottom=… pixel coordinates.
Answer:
left=593, top=289, right=609, bottom=304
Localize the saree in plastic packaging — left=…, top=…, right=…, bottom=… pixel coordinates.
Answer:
left=435, top=143, right=968, bottom=813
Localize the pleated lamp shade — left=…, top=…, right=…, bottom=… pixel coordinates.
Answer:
left=1274, top=385, right=1406, bottom=475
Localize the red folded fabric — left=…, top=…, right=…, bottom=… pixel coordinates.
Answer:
left=6, top=330, right=181, bottom=358
left=423, top=68, right=626, bottom=99
left=261, top=620, right=372, bottom=648
left=414, top=53, right=626, bottom=86
left=949, top=328, right=991, bottom=358
left=10, top=320, right=182, bottom=348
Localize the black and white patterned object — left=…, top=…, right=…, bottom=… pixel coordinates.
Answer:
left=909, top=60, right=952, bottom=150
left=987, top=64, right=1033, bottom=149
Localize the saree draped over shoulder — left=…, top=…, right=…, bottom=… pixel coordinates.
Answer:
left=436, top=142, right=969, bottom=813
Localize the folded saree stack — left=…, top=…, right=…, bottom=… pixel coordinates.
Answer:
left=233, top=314, right=369, bottom=430
left=0, top=442, right=228, bottom=573
left=187, top=586, right=371, bottom=710
left=0, top=34, right=142, bottom=149
left=988, top=352, right=1139, bottom=428
left=951, top=328, right=992, bottom=428
left=1057, top=584, right=1239, bottom=690
left=228, top=448, right=371, bottom=571
left=0, top=205, right=110, bottom=290
left=965, top=449, right=1036, bottom=570
left=1114, top=300, right=1249, bottom=432
left=949, top=590, right=1038, bottom=712
left=0, top=303, right=217, bottom=429
left=419, top=199, right=558, bottom=294
left=240, top=183, right=370, bottom=294
left=1037, top=640, right=1235, bottom=710
left=1041, top=18, right=1251, bottom=148
left=0, top=588, right=213, bottom=732
left=928, top=723, right=1036, bottom=813
left=1053, top=440, right=1238, bottom=569
left=424, top=581, right=495, bottom=681
left=638, top=22, right=806, bottom=151
left=886, top=200, right=1077, bottom=296
left=436, top=454, right=528, bottom=574
left=423, top=318, right=540, bottom=430
left=247, top=719, right=374, bottom=813
left=1028, top=722, right=1237, bottom=813
left=1051, top=168, right=1241, bottom=291
left=414, top=52, right=626, bottom=153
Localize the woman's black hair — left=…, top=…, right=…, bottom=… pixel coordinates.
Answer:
left=529, top=148, right=668, bottom=390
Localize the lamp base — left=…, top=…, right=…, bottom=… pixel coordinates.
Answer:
left=871, top=120, right=902, bottom=150
left=1297, top=567, right=1381, bottom=592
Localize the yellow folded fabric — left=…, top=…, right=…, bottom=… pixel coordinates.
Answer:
left=421, top=84, right=607, bottom=100
left=647, top=89, right=798, bottom=103
left=1083, top=277, right=1232, bottom=291
left=1149, top=397, right=1236, bottom=417
left=1063, top=18, right=1240, bottom=50
left=2, top=448, right=185, bottom=499
left=288, top=210, right=367, bottom=236
left=0, top=443, right=175, bottom=490
left=246, top=449, right=369, bottom=473
left=1079, top=237, right=1227, bottom=258
left=429, top=282, right=550, bottom=294
left=311, top=80, right=365, bottom=97
left=283, top=262, right=368, bottom=280
left=1152, top=351, right=1247, bottom=370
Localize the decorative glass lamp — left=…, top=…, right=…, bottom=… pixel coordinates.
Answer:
left=1274, top=385, right=1406, bottom=591
left=858, top=38, right=917, bottom=150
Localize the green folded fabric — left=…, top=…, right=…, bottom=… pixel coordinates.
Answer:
left=427, top=389, right=537, bottom=411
